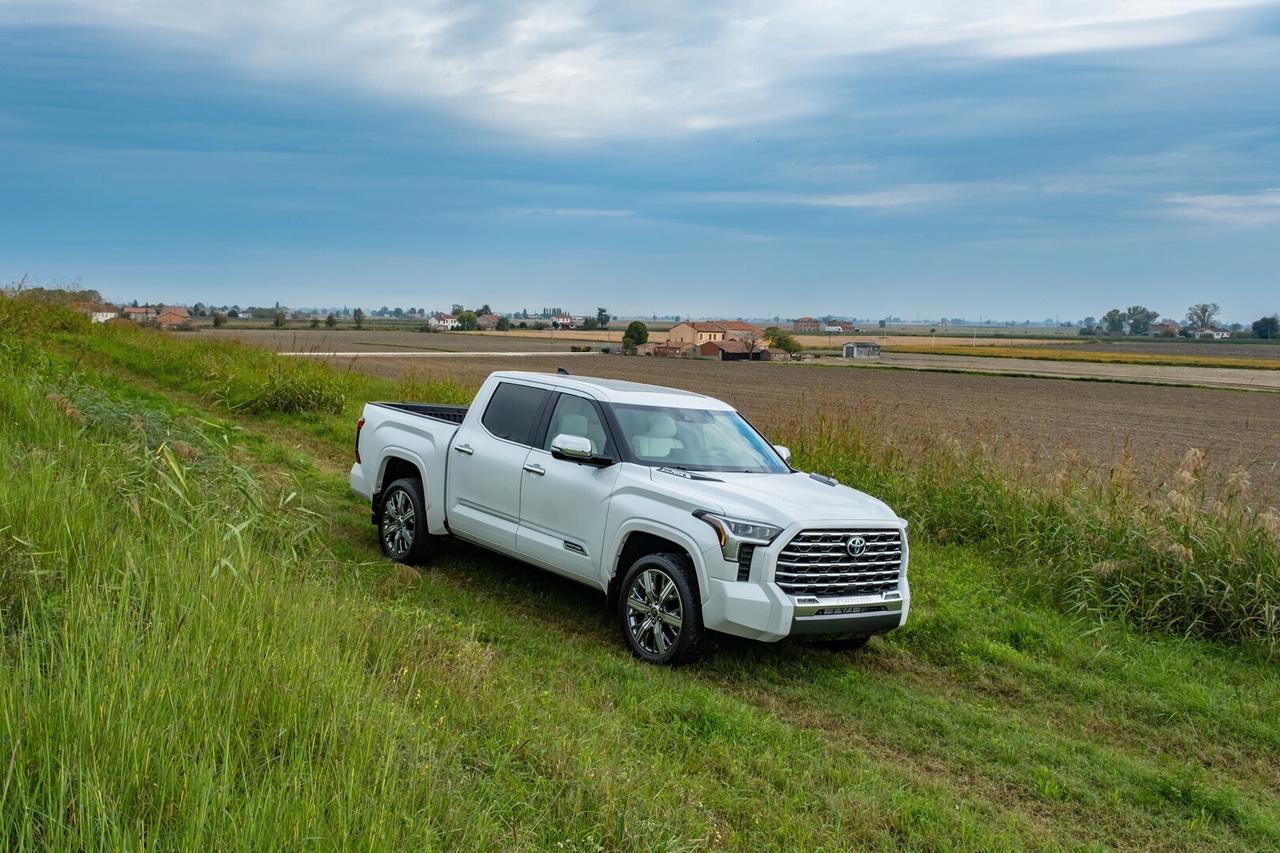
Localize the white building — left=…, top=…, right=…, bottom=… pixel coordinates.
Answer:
left=428, top=313, right=460, bottom=330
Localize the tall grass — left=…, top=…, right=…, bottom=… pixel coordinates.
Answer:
left=59, top=319, right=348, bottom=414
left=776, top=414, right=1280, bottom=645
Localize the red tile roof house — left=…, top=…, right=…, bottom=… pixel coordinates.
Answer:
left=122, top=305, right=158, bottom=320
left=155, top=306, right=191, bottom=329
left=792, top=316, right=821, bottom=332
left=666, top=320, right=764, bottom=347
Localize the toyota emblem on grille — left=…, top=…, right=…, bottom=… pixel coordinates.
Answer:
left=846, top=536, right=867, bottom=557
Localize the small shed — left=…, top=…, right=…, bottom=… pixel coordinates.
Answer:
left=842, top=341, right=881, bottom=359
left=698, top=339, right=750, bottom=361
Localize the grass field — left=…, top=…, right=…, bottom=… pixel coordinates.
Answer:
left=4, top=300, right=1280, bottom=848
left=887, top=343, right=1280, bottom=371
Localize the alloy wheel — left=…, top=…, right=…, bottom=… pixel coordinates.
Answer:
left=381, top=489, right=416, bottom=558
left=625, top=568, right=683, bottom=656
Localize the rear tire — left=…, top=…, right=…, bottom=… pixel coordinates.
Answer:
left=618, top=553, right=704, bottom=665
left=379, top=478, right=432, bottom=565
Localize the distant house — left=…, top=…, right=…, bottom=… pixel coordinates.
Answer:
left=652, top=345, right=690, bottom=358
left=760, top=348, right=791, bottom=361
left=122, top=306, right=158, bottom=321
left=551, top=314, right=578, bottom=328
left=667, top=320, right=764, bottom=347
left=842, top=341, right=881, bottom=359
left=1191, top=326, right=1233, bottom=340
left=793, top=317, right=821, bottom=332
left=698, top=339, right=751, bottom=361
left=477, top=313, right=502, bottom=331
left=155, top=306, right=191, bottom=329
left=1149, top=321, right=1180, bottom=337
left=75, top=302, right=119, bottom=324
left=428, top=313, right=460, bottom=331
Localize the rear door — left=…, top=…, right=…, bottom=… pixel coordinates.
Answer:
left=516, top=391, right=622, bottom=584
left=446, top=380, right=552, bottom=551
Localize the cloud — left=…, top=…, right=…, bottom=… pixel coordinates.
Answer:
left=1164, top=189, right=1280, bottom=225
left=2, top=0, right=1269, bottom=139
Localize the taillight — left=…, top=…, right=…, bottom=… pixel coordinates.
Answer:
left=355, top=416, right=365, bottom=462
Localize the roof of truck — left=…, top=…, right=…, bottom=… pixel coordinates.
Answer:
left=490, top=370, right=733, bottom=409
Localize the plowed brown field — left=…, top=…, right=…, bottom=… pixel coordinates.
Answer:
left=333, top=352, right=1280, bottom=503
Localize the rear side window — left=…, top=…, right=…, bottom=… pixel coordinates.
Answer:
left=481, top=382, right=551, bottom=445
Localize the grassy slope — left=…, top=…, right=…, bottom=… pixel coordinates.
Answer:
left=2, top=321, right=1279, bottom=849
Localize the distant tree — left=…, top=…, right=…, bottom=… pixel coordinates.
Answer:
left=325, top=313, right=337, bottom=329
left=478, top=304, right=491, bottom=315
left=878, top=319, right=886, bottom=330
left=1101, top=308, right=1129, bottom=335
left=227, top=309, right=240, bottom=318
left=518, top=321, right=528, bottom=329
left=353, top=308, right=365, bottom=329
left=1186, top=303, right=1220, bottom=330
left=273, top=310, right=287, bottom=328
left=192, top=302, right=207, bottom=317
left=456, top=310, right=479, bottom=331
left=1252, top=315, right=1279, bottom=339
left=211, top=312, right=227, bottom=328
left=624, top=320, right=649, bottom=345
left=764, top=325, right=801, bottom=354
left=309, top=316, right=320, bottom=328
left=596, top=307, right=610, bottom=328
left=581, top=317, right=600, bottom=330
left=393, top=307, right=404, bottom=318
left=495, top=316, right=511, bottom=331
left=451, top=303, right=464, bottom=315
left=533, top=321, right=548, bottom=331
left=1126, top=306, right=1159, bottom=336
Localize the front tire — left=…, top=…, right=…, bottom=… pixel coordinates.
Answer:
left=379, top=478, right=432, bottom=565
left=618, top=553, right=704, bottom=665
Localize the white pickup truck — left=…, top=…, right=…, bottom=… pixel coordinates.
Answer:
left=350, top=370, right=909, bottom=664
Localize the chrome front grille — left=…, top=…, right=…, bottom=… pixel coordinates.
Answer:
left=774, top=529, right=903, bottom=597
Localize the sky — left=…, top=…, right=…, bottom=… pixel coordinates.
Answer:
left=1, top=1, right=1278, bottom=321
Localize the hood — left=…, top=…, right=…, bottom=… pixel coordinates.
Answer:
left=650, top=468, right=901, bottom=527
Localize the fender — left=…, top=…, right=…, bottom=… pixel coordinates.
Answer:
left=377, top=445, right=449, bottom=535
left=606, top=516, right=714, bottom=605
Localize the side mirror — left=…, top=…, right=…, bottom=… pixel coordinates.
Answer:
left=551, top=433, right=601, bottom=464
left=773, top=444, right=792, bottom=464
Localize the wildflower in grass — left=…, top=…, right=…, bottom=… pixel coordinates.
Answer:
left=1165, top=543, right=1193, bottom=563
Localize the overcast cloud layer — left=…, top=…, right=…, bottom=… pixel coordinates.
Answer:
left=1, top=1, right=1278, bottom=318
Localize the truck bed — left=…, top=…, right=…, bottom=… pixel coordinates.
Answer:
left=371, top=401, right=469, bottom=425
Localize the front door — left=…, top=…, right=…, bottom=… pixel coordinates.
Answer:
left=517, top=392, right=621, bottom=584
left=446, top=380, right=551, bottom=551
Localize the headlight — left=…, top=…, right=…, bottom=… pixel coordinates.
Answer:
left=693, top=510, right=783, bottom=561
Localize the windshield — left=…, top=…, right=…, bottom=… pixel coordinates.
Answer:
left=610, top=404, right=789, bottom=474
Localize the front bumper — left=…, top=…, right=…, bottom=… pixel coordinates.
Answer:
left=699, top=518, right=910, bottom=642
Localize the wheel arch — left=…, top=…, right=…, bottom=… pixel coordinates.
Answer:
left=373, top=450, right=426, bottom=519
left=606, top=521, right=708, bottom=611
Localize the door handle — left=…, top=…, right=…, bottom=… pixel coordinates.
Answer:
left=454, top=443, right=474, bottom=456
left=522, top=463, right=545, bottom=476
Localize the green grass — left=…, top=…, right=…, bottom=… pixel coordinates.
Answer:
left=3, top=299, right=1280, bottom=848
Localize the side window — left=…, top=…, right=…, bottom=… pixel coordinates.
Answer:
left=481, top=382, right=551, bottom=445
left=543, top=394, right=611, bottom=456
